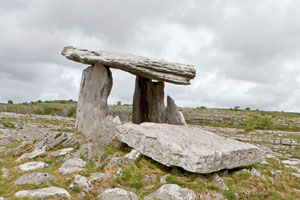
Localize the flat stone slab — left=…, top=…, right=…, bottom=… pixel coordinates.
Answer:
left=62, top=46, right=195, bottom=85
left=18, top=161, right=49, bottom=171
left=117, top=123, right=265, bottom=174
left=15, top=173, right=55, bottom=185
left=14, top=187, right=70, bottom=199
left=50, top=148, right=74, bottom=157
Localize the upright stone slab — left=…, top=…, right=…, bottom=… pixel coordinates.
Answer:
left=75, top=63, right=113, bottom=137
left=132, top=76, right=166, bottom=124
left=166, top=96, right=187, bottom=125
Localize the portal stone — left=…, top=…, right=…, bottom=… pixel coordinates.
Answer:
left=132, top=76, right=166, bottom=124
left=75, top=63, right=113, bottom=137
left=166, top=95, right=187, bottom=125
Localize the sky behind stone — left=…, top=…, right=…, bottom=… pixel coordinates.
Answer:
left=1, top=0, right=300, bottom=112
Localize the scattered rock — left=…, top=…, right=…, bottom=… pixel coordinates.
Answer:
left=144, top=184, right=196, bottom=200
left=50, top=148, right=74, bottom=157
left=98, top=188, right=139, bottom=200
left=116, top=167, right=125, bottom=177
left=1, top=168, right=9, bottom=179
left=78, top=192, right=86, bottom=199
left=125, top=149, right=142, bottom=162
left=59, top=167, right=86, bottom=175
left=70, top=175, right=92, bottom=192
left=105, top=157, right=134, bottom=169
left=18, top=161, right=49, bottom=171
left=0, top=146, right=6, bottom=153
left=282, top=159, right=300, bottom=166
left=14, top=187, right=70, bottom=199
left=291, top=173, right=300, bottom=178
left=117, top=123, right=265, bottom=173
left=90, top=173, right=112, bottom=183
left=62, top=158, right=87, bottom=168
left=160, top=174, right=170, bottom=184
left=15, top=173, right=55, bottom=185
left=16, top=148, right=46, bottom=162
left=250, top=168, right=266, bottom=181
left=72, top=142, right=104, bottom=161
left=144, top=174, right=157, bottom=183
left=213, top=174, right=228, bottom=191
left=166, top=96, right=187, bottom=125
left=6, top=141, right=33, bottom=156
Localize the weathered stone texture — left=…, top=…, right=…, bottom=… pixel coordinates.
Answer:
left=117, top=123, right=265, bottom=173
left=132, top=76, right=166, bottom=124
left=62, top=46, right=195, bottom=85
left=75, top=63, right=113, bottom=137
left=166, top=95, right=187, bottom=125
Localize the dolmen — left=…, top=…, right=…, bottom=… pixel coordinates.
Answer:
left=62, top=46, right=264, bottom=174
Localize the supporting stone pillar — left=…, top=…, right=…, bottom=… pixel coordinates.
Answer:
left=132, top=76, right=166, bottom=124
left=166, top=95, right=187, bottom=125
left=75, top=63, right=113, bottom=137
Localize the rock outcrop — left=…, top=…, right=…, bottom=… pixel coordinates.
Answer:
left=133, top=77, right=166, bottom=124
left=166, top=95, right=187, bottom=125
left=14, top=173, right=55, bottom=185
left=62, top=46, right=196, bottom=85
left=75, top=63, right=113, bottom=137
left=98, top=188, right=139, bottom=200
left=117, top=123, right=265, bottom=173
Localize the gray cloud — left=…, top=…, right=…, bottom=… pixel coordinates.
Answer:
left=1, top=0, right=300, bottom=112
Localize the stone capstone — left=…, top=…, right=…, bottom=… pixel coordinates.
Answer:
left=166, top=96, right=187, bottom=125
left=144, top=184, right=196, bottom=200
left=75, top=63, right=113, bottom=137
left=14, top=187, right=70, bottom=199
left=97, top=188, right=139, bottom=200
left=116, top=123, right=265, bottom=173
left=62, top=46, right=195, bottom=85
left=14, top=173, right=55, bottom=185
left=18, top=161, right=49, bottom=171
left=132, top=76, right=166, bottom=124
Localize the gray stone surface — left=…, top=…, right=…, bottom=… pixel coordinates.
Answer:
left=16, top=148, right=46, bottom=162
left=132, top=76, right=166, bottom=124
left=90, top=173, right=112, bottom=183
left=144, top=184, right=196, bottom=200
left=75, top=63, right=113, bottom=137
left=125, top=149, right=142, bottom=162
left=117, top=123, right=265, bottom=173
left=50, top=148, right=74, bottom=157
left=62, top=158, right=87, bottom=168
left=97, top=188, right=139, bottom=200
left=18, top=161, right=49, bottom=171
left=59, top=166, right=85, bottom=175
left=62, top=46, right=196, bottom=85
left=105, top=157, right=134, bottom=169
left=213, top=174, right=228, bottom=191
left=166, top=96, right=187, bottom=125
left=70, top=175, right=92, bottom=192
left=15, top=173, right=55, bottom=185
left=14, top=187, right=70, bottom=199
left=1, top=168, right=9, bottom=179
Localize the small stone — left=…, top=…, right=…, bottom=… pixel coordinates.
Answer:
left=116, top=167, right=125, bottom=177
left=105, top=157, right=134, bottom=169
left=291, top=173, right=300, bottom=178
left=14, top=187, right=70, bottom=199
left=59, top=167, right=85, bottom=175
left=250, top=168, right=266, bottom=181
left=62, top=158, right=87, bottom=168
left=18, top=161, right=49, bottom=171
left=125, top=149, right=142, bottom=162
left=78, top=192, right=86, bottom=199
left=213, top=174, right=228, bottom=191
left=16, top=148, right=46, bottom=162
left=50, top=148, right=74, bottom=157
left=144, top=174, right=157, bottom=183
left=15, top=173, right=55, bottom=185
left=282, top=159, right=300, bottom=166
left=0, top=147, right=6, bottom=153
left=90, top=173, right=112, bottom=182
left=0, top=159, right=3, bottom=163
left=1, top=168, right=9, bottom=179
left=98, top=188, right=139, bottom=200
left=70, top=175, right=92, bottom=192
left=145, top=184, right=196, bottom=200
left=160, top=174, right=170, bottom=184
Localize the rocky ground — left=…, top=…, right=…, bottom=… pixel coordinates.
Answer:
left=0, top=112, right=300, bottom=199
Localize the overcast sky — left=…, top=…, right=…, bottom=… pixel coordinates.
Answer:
left=1, top=0, right=300, bottom=112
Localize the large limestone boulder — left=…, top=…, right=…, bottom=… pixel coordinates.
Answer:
left=14, top=187, right=70, bottom=199
left=75, top=63, right=113, bottom=137
left=116, top=123, right=265, bottom=173
left=133, top=76, right=166, bottom=124
left=14, top=173, right=55, bottom=185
